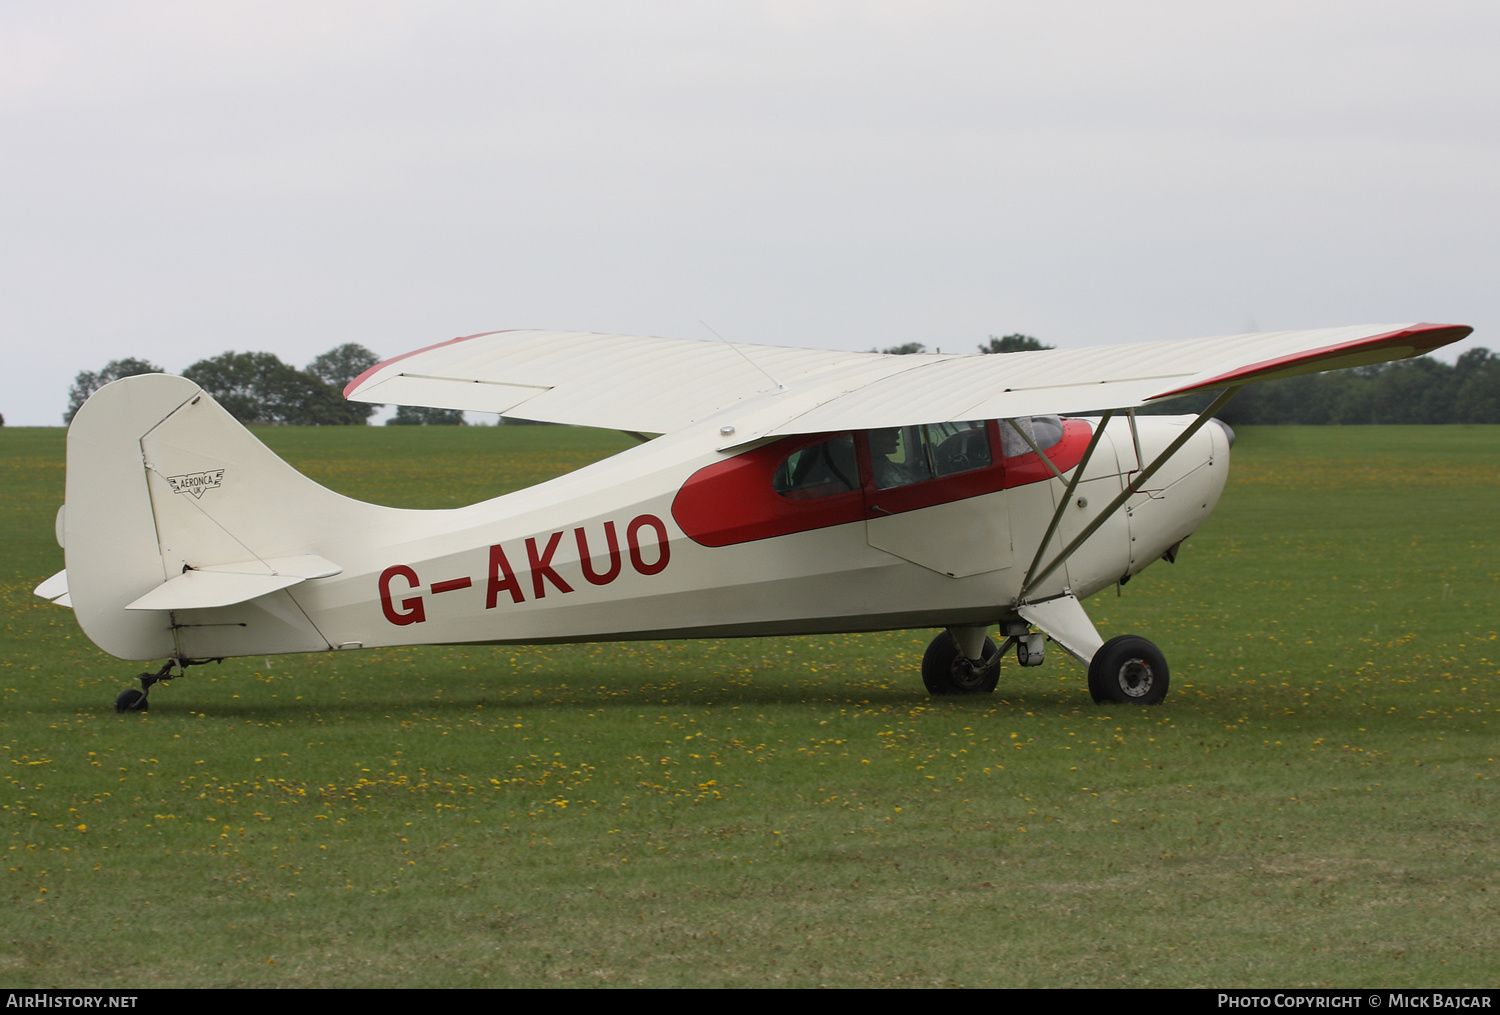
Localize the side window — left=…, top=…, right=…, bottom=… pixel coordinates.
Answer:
left=870, top=421, right=990, bottom=490
left=999, top=415, right=1064, bottom=459
left=923, top=421, right=992, bottom=477
left=772, top=434, right=858, bottom=500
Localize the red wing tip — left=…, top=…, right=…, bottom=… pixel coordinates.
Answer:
left=1407, top=323, right=1474, bottom=346
left=343, top=330, right=506, bottom=399
left=1148, top=323, right=1473, bottom=402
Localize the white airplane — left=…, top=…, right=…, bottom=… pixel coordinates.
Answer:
left=34, top=322, right=1470, bottom=712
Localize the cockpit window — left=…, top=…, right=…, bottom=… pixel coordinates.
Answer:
left=924, top=421, right=993, bottom=477
left=772, top=434, right=858, bottom=500
left=870, top=420, right=991, bottom=490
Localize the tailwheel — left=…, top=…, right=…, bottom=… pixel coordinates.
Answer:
left=114, top=688, right=149, bottom=713
left=922, top=631, right=1001, bottom=695
left=112, top=659, right=184, bottom=713
left=1087, top=635, right=1169, bottom=705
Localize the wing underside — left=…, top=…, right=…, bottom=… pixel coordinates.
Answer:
left=344, top=324, right=1472, bottom=438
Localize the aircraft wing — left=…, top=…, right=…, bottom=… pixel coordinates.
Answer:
left=344, top=323, right=1471, bottom=438
left=344, top=330, right=900, bottom=434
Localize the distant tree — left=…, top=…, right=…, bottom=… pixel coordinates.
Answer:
left=1366, top=357, right=1453, bottom=425
left=979, top=334, right=1053, bottom=354
left=306, top=344, right=382, bottom=422
left=65, top=357, right=164, bottom=423
left=387, top=405, right=466, bottom=426
left=1452, top=348, right=1500, bottom=424
left=873, top=342, right=927, bottom=355
left=183, top=351, right=364, bottom=426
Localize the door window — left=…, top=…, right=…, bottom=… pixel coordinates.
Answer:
left=772, top=434, right=858, bottom=500
left=868, top=421, right=990, bottom=490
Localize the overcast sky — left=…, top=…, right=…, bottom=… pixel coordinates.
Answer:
left=3, top=1, right=1496, bottom=425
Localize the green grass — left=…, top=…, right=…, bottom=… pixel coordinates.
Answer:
left=2, top=424, right=1496, bottom=988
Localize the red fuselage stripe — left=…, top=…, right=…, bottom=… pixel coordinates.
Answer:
left=672, top=419, right=1092, bottom=548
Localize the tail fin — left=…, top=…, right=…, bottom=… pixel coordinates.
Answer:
left=64, top=374, right=380, bottom=661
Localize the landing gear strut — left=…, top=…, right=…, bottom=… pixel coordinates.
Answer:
left=112, top=657, right=222, bottom=713
left=113, top=660, right=173, bottom=713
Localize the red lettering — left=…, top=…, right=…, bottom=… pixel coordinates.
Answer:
left=526, top=531, right=575, bottom=599
left=486, top=544, right=525, bottom=607
left=484, top=518, right=667, bottom=608
left=627, top=514, right=671, bottom=576
left=575, top=521, right=622, bottom=586
left=379, top=565, right=426, bottom=625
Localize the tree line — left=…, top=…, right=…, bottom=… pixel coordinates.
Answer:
left=65, top=335, right=1500, bottom=427
left=874, top=333, right=1053, bottom=356
left=1215, top=348, right=1500, bottom=425
left=66, top=345, right=464, bottom=426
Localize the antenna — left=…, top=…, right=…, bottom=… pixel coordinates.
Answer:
left=700, top=320, right=785, bottom=392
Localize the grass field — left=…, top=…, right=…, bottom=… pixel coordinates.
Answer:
left=2, top=423, right=1496, bottom=988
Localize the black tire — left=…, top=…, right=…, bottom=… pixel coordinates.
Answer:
left=114, top=689, right=149, bottom=713
left=1087, top=635, right=1169, bottom=705
left=922, top=632, right=1000, bottom=695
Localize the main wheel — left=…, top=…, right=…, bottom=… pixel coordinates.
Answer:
left=922, top=632, right=1000, bottom=695
left=114, top=688, right=149, bottom=713
left=1087, top=635, right=1169, bottom=705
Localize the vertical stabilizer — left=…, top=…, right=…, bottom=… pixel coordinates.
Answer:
left=64, top=374, right=390, bottom=661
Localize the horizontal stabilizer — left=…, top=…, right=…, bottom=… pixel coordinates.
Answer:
left=201, top=554, right=342, bottom=580
left=124, top=554, right=342, bottom=612
left=34, top=569, right=72, bottom=608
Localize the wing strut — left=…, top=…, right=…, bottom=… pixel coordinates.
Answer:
left=1016, top=409, right=1116, bottom=596
left=1018, top=388, right=1241, bottom=601
left=1125, top=408, right=1144, bottom=475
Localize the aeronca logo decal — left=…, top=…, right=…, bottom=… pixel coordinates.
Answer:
left=166, top=470, right=225, bottom=499
left=378, top=514, right=672, bottom=627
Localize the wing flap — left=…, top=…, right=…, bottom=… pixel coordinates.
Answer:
left=344, top=374, right=546, bottom=415
left=344, top=330, right=901, bottom=432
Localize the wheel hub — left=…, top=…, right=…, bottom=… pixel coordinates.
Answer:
left=1117, top=658, right=1154, bottom=697
left=950, top=658, right=987, bottom=691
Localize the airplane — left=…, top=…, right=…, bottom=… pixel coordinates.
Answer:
left=33, top=322, right=1471, bottom=713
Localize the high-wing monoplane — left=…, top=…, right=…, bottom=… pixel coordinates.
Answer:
left=35, top=323, right=1471, bottom=711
